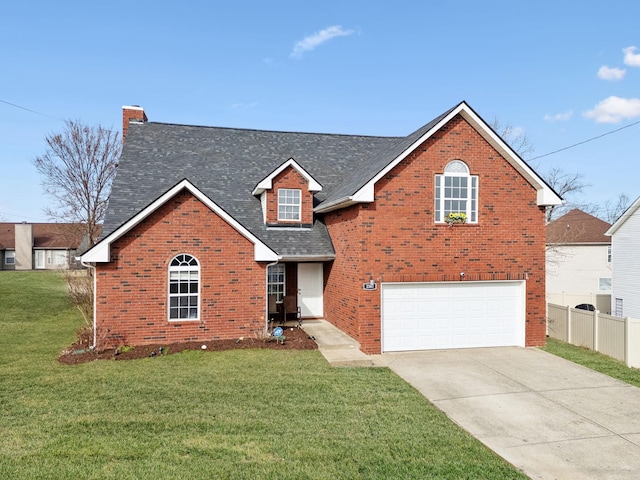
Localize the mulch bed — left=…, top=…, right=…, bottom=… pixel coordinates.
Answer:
left=58, top=326, right=318, bottom=365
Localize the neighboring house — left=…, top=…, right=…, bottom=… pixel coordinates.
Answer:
left=546, top=209, right=612, bottom=313
left=81, top=102, right=561, bottom=354
left=0, top=223, right=88, bottom=271
left=605, top=196, right=640, bottom=319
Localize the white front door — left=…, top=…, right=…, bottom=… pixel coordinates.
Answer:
left=35, top=250, right=45, bottom=269
left=297, top=263, right=323, bottom=318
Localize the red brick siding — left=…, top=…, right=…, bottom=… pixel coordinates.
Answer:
left=94, top=190, right=266, bottom=349
left=324, top=115, right=547, bottom=353
left=265, top=167, right=313, bottom=225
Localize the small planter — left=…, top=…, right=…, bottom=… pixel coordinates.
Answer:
left=446, top=213, right=467, bottom=225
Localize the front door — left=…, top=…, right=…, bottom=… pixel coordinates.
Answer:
left=297, top=263, right=323, bottom=318
left=35, top=250, right=45, bottom=269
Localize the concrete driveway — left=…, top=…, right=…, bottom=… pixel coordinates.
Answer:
left=371, top=347, right=640, bottom=480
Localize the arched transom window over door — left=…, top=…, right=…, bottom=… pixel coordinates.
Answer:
left=434, top=160, right=478, bottom=223
left=168, top=254, right=200, bottom=320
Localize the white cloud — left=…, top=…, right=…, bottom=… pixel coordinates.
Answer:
left=623, top=46, right=640, bottom=67
left=597, top=65, right=626, bottom=80
left=290, top=25, right=354, bottom=59
left=583, top=96, right=640, bottom=123
left=544, top=110, right=574, bottom=122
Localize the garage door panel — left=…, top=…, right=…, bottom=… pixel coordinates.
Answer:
left=382, top=281, right=525, bottom=352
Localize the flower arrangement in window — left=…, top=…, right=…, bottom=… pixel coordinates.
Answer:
left=446, top=212, right=467, bottom=225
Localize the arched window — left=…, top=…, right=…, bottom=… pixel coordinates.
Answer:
left=168, top=254, right=200, bottom=320
left=434, top=160, right=478, bottom=223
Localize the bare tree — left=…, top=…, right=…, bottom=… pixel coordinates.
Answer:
left=489, top=118, right=591, bottom=222
left=542, top=168, right=591, bottom=222
left=601, top=193, right=631, bottom=224
left=33, top=121, right=120, bottom=247
left=490, top=117, right=535, bottom=160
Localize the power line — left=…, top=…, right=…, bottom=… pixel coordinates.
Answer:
left=0, top=98, right=66, bottom=122
left=530, top=119, right=640, bottom=161
left=0, top=210, right=49, bottom=222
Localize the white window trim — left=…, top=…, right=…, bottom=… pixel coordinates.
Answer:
left=615, top=298, right=623, bottom=317
left=434, top=160, right=478, bottom=223
left=5, top=251, right=15, bottom=265
left=168, top=254, right=200, bottom=321
left=267, top=264, right=286, bottom=302
left=598, top=277, right=612, bottom=291
left=278, top=188, right=302, bottom=221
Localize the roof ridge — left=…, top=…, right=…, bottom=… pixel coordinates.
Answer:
left=141, top=121, right=402, bottom=140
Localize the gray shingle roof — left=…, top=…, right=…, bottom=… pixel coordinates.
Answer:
left=102, top=122, right=407, bottom=258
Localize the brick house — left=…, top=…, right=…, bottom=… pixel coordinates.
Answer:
left=81, top=102, right=561, bottom=353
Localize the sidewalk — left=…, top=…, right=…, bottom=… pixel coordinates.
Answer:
left=301, top=319, right=373, bottom=367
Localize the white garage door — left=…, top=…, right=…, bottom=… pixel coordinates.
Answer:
left=382, top=281, right=525, bottom=352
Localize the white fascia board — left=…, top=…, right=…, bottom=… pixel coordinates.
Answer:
left=252, top=158, right=322, bottom=196
left=313, top=197, right=357, bottom=213
left=605, top=195, right=640, bottom=236
left=81, top=179, right=279, bottom=263
left=456, top=106, right=562, bottom=207
left=347, top=104, right=466, bottom=206
left=346, top=101, right=562, bottom=210
left=279, top=254, right=336, bottom=262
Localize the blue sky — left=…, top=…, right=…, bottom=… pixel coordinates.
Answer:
left=1, top=0, right=639, bottom=222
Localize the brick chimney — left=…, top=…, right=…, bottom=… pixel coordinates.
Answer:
left=122, top=105, right=147, bottom=142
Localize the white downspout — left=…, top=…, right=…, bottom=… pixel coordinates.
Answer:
left=80, top=259, right=98, bottom=350
left=266, top=261, right=279, bottom=331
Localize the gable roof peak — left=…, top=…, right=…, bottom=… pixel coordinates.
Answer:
left=547, top=208, right=612, bottom=244
left=252, top=158, right=322, bottom=196
left=606, top=195, right=640, bottom=236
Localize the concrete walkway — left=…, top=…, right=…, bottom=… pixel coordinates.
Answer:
left=301, top=319, right=373, bottom=367
left=302, top=320, right=640, bottom=480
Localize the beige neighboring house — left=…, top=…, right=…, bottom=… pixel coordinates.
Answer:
left=605, top=196, right=640, bottom=319
left=546, top=209, right=612, bottom=314
left=0, top=223, right=90, bottom=271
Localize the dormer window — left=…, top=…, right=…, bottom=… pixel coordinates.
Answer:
left=253, top=159, right=321, bottom=226
left=278, top=188, right=301, bottom=221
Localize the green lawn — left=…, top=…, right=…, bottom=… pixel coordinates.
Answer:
left=542, top=337, right=640, bottom=387
left=0, top=271, right=526, bottom=479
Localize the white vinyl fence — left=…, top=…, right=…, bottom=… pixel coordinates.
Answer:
left=547, top=303, right=640, bottom=368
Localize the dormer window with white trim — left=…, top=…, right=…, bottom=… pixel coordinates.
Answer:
left=278, top=189, right=301, bottom=221
left=435, top=160, right=478, bottom=223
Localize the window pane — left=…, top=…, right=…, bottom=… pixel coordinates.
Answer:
left=169, top=255, right=199, bottom=320
left=435, top=163, right=478, bottom=223
left=599, top=278, right=612, bottom=291
left=278, top=189, right=301, bottom=221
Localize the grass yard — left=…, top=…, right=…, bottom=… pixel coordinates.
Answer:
left=542, top=337, right=640, bottom=388
left=0, top=271, right=527, bottom=479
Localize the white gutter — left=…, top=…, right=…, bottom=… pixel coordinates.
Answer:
left=80, top=258, right=98, bottom=350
